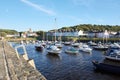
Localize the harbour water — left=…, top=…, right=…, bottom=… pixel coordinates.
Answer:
left=12, top=43, right=120, bottom=80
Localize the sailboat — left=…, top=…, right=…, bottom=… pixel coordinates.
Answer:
left=41, top=31, right=46, bottom=47
left=35, top=41, right=44, bottom=51
left=93, top=30, right=109, bottom=51
left=79, top=44, right=92, bottom=53
left=55, top=30, right=63, bottom=48
left=35, top=31, right=46, bottom=51
left=35, top=44, right=44, bottom=51
left=46, top=45, right=61, bottom=54
left=46, top=18, right=61, bottom=54
left=71, top=42, right=80, bottom=47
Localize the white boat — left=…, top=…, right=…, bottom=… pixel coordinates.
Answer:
left=55, top=42, right=63, bottom=48
left=105, top=48, right=120, bottom=61
left=65, top=47, right=79, bottom=54
left=71, top=43, right=80, bottom=47
left=46, top=41, right=52, bottom=45
left=110, top=43, right=120, bottom=49
left=35, top=44, right=44, bottom=51
left=46, top=45, right=61, bottom=54
left=32, top=40, right=36, bottom=44
left=41, top=41, right=46, bottom=47
left=79, top=44, right=92, bottom=53
left=20, top=40, right=24, bottom=44
left=93, top=44, right=108, bottom=50
left=88, top=41, right=97, bottom=46
left=64, top=41, right=71, bottom=45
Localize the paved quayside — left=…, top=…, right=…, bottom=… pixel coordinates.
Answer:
left=0, top=41, right=46, bottom=80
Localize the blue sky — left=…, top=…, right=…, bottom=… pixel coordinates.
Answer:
left=0, top=0, right=120, bottom=31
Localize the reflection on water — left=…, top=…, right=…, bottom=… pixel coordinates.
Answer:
left=46, top=54, right=62, bottom=62
left=12, top=43, right=120, bottom=80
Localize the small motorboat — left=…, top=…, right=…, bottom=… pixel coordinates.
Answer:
left=110, top=43, right=120, bottom=49
left=35, top=45, right=44, bottom=51
left=93, top=44, right=108, bottom=51
left=79, top=44, right=92, bottom=53
left=65, top=47, right=79, bottom=54
left=64, top=41, right=71, bottom=45
left=71, top=43, right=80, bottom=47
left=105, top=48, right=120, bottom=61
left=41, top=41, right=46, bottom=47
left=46, top=45, right=61, bottom=55
left=92, top=60, right=120, bottom=74
left=88, top=41, right=97, bottom=46
left=55, top=42, right=63, bottom=48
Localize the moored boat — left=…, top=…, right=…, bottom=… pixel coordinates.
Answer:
left=55, top=42, right=63, bottom=48
left=41, top=41, right=46, bottom=47
left=105, top=48, right=120, bottom=61
left=35, top=45, right=44, bottom=51
left=88, top=41, right=97, bottom=46
left=92, top=60, right=120, bottom=74
left=64, top=41, right=71, bottom=45
left=65, top=47, right=79, bottom=54
left=93, top=44, right=108, bottom=51
left=46, top=45, right=61, bottom=55
left=79, top=44, right=92, bottom=53
left=71, top=43, right=80, bottom=47
left=110, top=43, right=120, bottom=49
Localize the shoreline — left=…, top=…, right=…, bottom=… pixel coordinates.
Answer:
left=5, top=37, right=120, bottom=43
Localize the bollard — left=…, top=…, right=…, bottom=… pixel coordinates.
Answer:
left=23, top=53, right=29, bottom=61
left=27, top=59, right=36, bottom=69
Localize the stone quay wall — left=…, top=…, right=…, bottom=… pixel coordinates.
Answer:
left=0, top=41, right=46, bottom=80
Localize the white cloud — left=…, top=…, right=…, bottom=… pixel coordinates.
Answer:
left=20, top=0, right=56, bottom=15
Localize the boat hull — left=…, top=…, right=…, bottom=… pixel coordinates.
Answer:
left=105, top=56, right=120, bottom=61
left=64, top=42, right=71, bottom=45
left=65, top=50, right=79, bottom=54
left=93, top=47, right=108, bottom=51
left=47, top=50, right=61, bottom=55
left=35, top=46, right=44, bottom=51
left=92, top=61, right=120, bottom=74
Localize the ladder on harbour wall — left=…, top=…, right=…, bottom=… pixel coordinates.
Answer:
left=15, top=44, right=36, bottom=69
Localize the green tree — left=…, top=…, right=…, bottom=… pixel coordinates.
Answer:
left=0, top=32, right=7, bottom=37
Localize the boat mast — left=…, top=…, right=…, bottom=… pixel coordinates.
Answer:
left=103, top=35, right=104, bottom=44
left=60, top=30, right=62, bottom=42
left=55, top=18, right=56, bottom=42
left=43, top=31, right=44, bottom=41
left=47, top=32, right=48, bottom=41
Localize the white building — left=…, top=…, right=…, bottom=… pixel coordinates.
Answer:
left=48, top=30, right=114, bottom=38
left=48, top=30, right=87, bottom=37
left=21, top=28, right=37, bottom=38
left=87, top=30, right=110, bottom=38
left=6, top=34, right=20, bottom=38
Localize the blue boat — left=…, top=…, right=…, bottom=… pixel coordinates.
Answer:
left=92, top=60, right=120, bottom=74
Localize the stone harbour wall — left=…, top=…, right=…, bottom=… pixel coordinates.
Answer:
left=0, top=41, right=46, bottom=80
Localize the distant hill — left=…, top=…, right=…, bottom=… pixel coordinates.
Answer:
left=50, top=24, right=120, bottom=32
left=0, top=29, right=18, bottom=35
